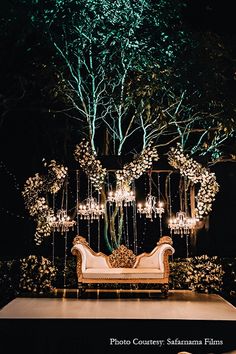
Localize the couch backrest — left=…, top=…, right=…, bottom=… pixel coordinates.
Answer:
left=72, top=236, right=175, bottom=271
left=134, top=246, right=160, bottom=269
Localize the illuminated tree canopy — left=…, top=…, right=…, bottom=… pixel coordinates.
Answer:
left=0, top=0, right=235, bottom=163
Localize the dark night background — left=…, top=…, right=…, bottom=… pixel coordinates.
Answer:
left=0, top=0, right=235, bottom=259
left=0, top=3, right=236, bottom=354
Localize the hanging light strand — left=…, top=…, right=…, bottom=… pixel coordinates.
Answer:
left=76, top=170, right=80, bottom=235
left=52, top=193, right=55, bottom=265
left=97, top=191, right=101, bottom=252
left=157, top=173, right=163, bottom=237
left=87, top=179, right=91, bottom=245
left=125, top=201, right=129, bottom=248
left=132, top=181, right=138, bottom=254
left=63, top=178, right=69, bottom=289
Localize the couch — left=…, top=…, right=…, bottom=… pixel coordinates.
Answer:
left=71, top=235, right=175, bottom=297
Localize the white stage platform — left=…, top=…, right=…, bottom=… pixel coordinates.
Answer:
left=1, top=291, right=236, bottom=353
left=0, top=290, right=236, bottom=320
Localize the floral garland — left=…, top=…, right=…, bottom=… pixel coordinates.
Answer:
left=168, top=143, right=219, bottom=219
left=22, top=160, right=68, bottom=245
left=116, top=144, right=159, bottom=185
left=74, top=140, right=159, bottom=192
left=74, top=139, right=107, bottom=191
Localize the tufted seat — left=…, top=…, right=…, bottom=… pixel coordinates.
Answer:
left=83, top=268, right=164, bottom=279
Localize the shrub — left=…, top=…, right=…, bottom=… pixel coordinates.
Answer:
left=169, top=259, right=190, bottom=290
left=0, top=259, right=19, bottom=307
left=188, top=255, right=224, bottom=293
left=19, top=255, right=57, bottom=294
left=54, top=256, right=77, bottom=288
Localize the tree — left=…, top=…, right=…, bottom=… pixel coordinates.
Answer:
left=1, top=0, right=236, bottom=253
left=1, top=0, right=235, bottom=161
left=26, top=0, right=194, bottom=155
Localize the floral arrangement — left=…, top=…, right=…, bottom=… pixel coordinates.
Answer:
left=168, top=143, right=219, bottom=219
left=74, top=139, right=107, bottom=191
left=74, top=140, right=159, bottom=190
left=45, top=159, right=68, bottom=194
left=19, top=255, right=57, bottom=294
left=116, top=143, right=159, bottom=185
left=170, top=255, right=224, bottom=293
left=185, top=255, right=225, bottom=293
left=22, top=160, right=68, bottom=245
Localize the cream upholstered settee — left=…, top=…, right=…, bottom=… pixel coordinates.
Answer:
left=71, top=235, right=175, bottom=297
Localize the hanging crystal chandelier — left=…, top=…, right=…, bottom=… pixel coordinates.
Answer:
left=48, top=209, right=76, bottom=233
left=168, top=211, right=198, bottom=236
left=107, top=183, right=135, bottom=207
left=137, top=194, right=164, bottom=219
left=137, top=171, right=164, bottom=220
left=77, top=196, right=105, bottom=220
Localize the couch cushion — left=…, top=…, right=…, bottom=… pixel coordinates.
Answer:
left=83, top=268, right=164, bottom=279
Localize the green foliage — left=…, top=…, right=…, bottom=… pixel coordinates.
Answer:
left=54, top=256, right=78, bottom=289
left=26, top=0, right=193, bottom=154
left=0, top=260, right=20, bottom=307
left=170, top=259, right=190, bottom=290
left=0, top=255, right=236, bottom=308
left=1, top=0, right=235, bottom=160
left=30, top=0, right=189, bottom=71
left=221, top=258, right=236, bottom=297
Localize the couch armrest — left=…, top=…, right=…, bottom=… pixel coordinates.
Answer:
left=134, top=238, right=175, bottom=271
left=156, top=243, right=175, bottom=273
left=71, top=236, right=110, bottom=271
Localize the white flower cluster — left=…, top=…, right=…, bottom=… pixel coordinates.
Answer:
left=22, top=160, right=68, bottom=245
left=22, top=173, right=44, bottom=206
left=116, top=144, right=159, bottom=185
left=168, top=143, right=219, bottom=219
left=34, top=215, right=53, bottom=245
left=45, top=159, right=68, bottom=194
left=74, top=139, right=107, bottom=191
left=186, top=255, right=224, bottom=293
left=19, top=255, right=57, bottom=294
left=28, top=197, right=48, bottom=216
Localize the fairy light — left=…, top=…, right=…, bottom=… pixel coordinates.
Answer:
left=52, top=194, right=55, bottom=265
left=157, top=173, right=164, bottom=237
left=97, top=192, right=101, bottom=252
left=0, top=207, right=26, bottom=220
left=132, top=181, right=138, bottom=254
left=125, top=200, right=129, bottom=248
left=76, top=170, right=80, bottom=235
left=0, top=161, right=20, bottom=191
